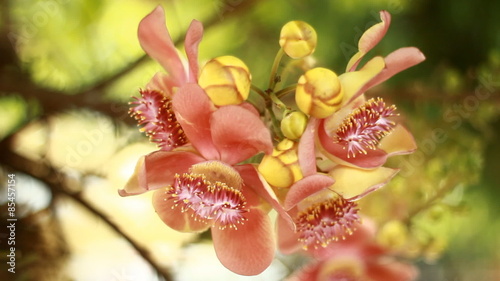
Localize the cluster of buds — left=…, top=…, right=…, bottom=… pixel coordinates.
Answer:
left=121, top=6, right=425, bottom=278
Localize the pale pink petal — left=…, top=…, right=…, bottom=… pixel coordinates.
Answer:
left=358, top=47, right=426, bottom=94
left=340, top=56, right=385, bottom=105
left=284, top=174, right=335, bottom=210
left=379, top=125, right=417, bottom=156
left=298, top=118, right=319, bottom=177
left=145, top=72, right=177, bottom=97
left=211, top=105, right=273, bottom=165
left=366, top=260, right=419, bottom=281
left=277, top=211, right=302, bottom=255
left=239, top=102, right=261, bottom=116
left=118, top=150, right=204, bottom=196
left=152, top=187, right=211, bottom=232
left=173, top=84, right=220, bottom=160
left=184, top=20, right=203, bottom=83
left=212, top=208, right=275, bottom=276
left=346, top=11, right=391, bottom=72
left=235, top=164, right=294, bottom=227
left=317, top=120, right=388, bottom=169
left=138, top=6, right=186, bottom=85
left=285, top=262, right=321, bottom=281
left=328, top=166, right=399, bottom=201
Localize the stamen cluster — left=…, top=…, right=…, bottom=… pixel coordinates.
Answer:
left=167, top=173, right=249, bottom=229
left=129, top=89, right=188, bottom=150
left=295, top=196, right=360, bottom=249
left=335, top=98, right=398, bottom=158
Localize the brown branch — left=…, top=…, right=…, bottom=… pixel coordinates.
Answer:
left=0, top=138, right=174, bottom=281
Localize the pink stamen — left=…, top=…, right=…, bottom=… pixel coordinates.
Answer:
left=335, top=98, right=397, bottom=158
left=295, top=196, right=360, bottom=249
left=129, top=89, right=188, bottom=150
left=166, top=173, right=248, bottom=229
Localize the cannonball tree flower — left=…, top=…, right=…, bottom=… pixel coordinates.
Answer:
left=285, top=220, right=419, bottom=281
left=298, top=10, right=425, bottom=170
left=277, top=165, right=399, bottom=253
left=120, top=84, right=291, bottom=275
left=128, top=5, right=203, bottom=150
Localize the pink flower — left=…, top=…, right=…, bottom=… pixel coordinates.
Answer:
left=299, top=11, right=425, bottom=170
left=285, top=220, right=419, bottom=281
left=129, top=6, right=203, bottom=150
left=277, top=165, right=398, bottom=254
left=138, top=6, right=203, bottom=93
left=120, top=84, right=290, bottom=275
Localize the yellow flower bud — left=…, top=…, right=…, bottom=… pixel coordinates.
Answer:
left=279, top=21, right=317, bottom=59
left=295, top=67, right=344, bottom=118
left=281, top=111, right=308, bottom=140
left=258, top=139, right=303, bottom=189
left=198, top=56, right=251, bottom=106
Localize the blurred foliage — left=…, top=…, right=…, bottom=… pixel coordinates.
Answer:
left=1, top=0, right=499, bottom=280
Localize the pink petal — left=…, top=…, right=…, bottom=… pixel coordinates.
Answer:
left=146, top=72, right=177, bottom=97
left=211, top=105, right=273, bottom=165
left=366, top=260, right=419, bottom=281
left=235, top=164, right=294, bottom=227
left=152, top=187, right=211, bottom=232
left=346, top=11, right=391, bottom=72
left=184, top=20, right=203, bottom=83
left=317, top=119, right=388, bottom=169
left=277, top=210, right=302, bottom=254
left=284, top=174, right=335, bottom=210
left=173, top=84, right=220, bottom=160
left=118, top=150, right=204, bottom=196
left=138, top=6, right=186, bottom=85
left=379, top=125, right=417, bottom=156
left=359, top=47, right=426, bottom=94
left=211, top=208, right=275, bottom=275
left=298, top=118, right=319, bottom=177
left=328, top=166, right=399, bottom=201
left=285, top=262, right=321, bottom=281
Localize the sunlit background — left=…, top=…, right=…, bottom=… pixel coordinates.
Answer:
left=1, top=0, right=499, bottom=280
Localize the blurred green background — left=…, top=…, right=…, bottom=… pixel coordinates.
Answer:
left=0, top=0, right=499, bottom=280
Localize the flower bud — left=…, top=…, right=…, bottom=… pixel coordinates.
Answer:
left=295, top=67, right=344, bottom=118
left=198, top=56, right=251, bottom=106
left=281, top=111, right=308, bottom=140
left=258, top=139, right=303, bottom=189
left=279, top=21, right=317, bottom=59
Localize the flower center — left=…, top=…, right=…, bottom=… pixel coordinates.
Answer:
left=295, top=196, right=360, bottom=249
left=129, top=89, right=188, bottom=150
left=334, top=98, right=397, bottom=158
left=167, top=171, right=248, bottom=230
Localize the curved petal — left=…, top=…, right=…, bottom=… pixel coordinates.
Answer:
left=146, top=72, right=177, bottom=97
left=366, top=260, right=419, bottom=281
left=173, top=84, right=220, bottom=160
left=328, top=166, right=399, bottom=201
left=138, top=6, right=186, bottom=85
left=118, top=150, right=204, bottom=196
left=298, top=118, right=319, bottom=177
left=184, top=20, right=203, bottom=83
left=212, top=208, right=275, bottom=276
left=340, top=56, right=385, bottom=105
left=284, top=174, right=335, bottom=210
left=318, top=120, right=388, bottom=169
left=358, top=47, right=426, bottom=94
left=346, top=11, right=391, bottom=72
left=379, top=125, right=417, bottom=156
left=235, top=164, right=294, bottom=228
left=152, top=187, right=211, bottom=232
left=211, top=105, right=273, bottom=165
left=277, top=210, right=302, bottom=255
left=285, top=262, right=321, bottom=281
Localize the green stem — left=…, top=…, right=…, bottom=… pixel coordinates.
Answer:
left=275, top=84, right=297, bottom=99
left=268, top=48, right=285, bottom=91
left=251, top=84, right=269, bottom=102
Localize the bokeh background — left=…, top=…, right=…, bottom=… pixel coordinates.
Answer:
left=1, top=0, right=499, bottom=280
